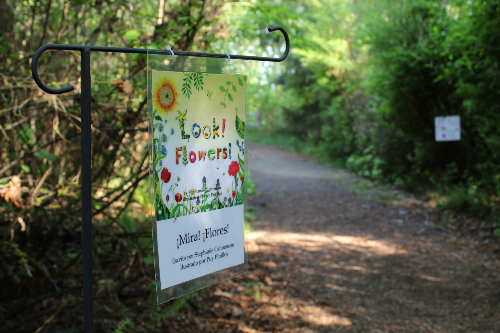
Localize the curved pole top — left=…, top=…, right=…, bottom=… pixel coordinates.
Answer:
left=31, top=26, right=290, bottom=95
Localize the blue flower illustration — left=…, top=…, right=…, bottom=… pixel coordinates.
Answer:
left=164, top=119, right=168, bottom=124
left=202, top=176, right=206, bottom=184
left=162, top=133, right=167, bottom=142
left=196, top=196, right=200, bottom=205
left=228, top=197, right=232, bottom=205
left=171, top=128, right=174, bottom=135
left=154, top=144, right=157, bottom=151
left=216, top=179, right=220, bottom=188
left=158, top=123, right=164, bottom=132
left=161, top=145, right=166, bottom=156
left=159, top=160, right=163, bottom=167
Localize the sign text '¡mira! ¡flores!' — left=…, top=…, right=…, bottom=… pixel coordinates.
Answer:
left=177, top=225, right=229, bottom=249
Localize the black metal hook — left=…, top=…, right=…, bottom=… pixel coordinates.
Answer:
left=31, top=26, right=290, bottom=95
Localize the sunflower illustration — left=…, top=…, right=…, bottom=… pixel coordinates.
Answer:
left=154, top=75, right=179, bottom=115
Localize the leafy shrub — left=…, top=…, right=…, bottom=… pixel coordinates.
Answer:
left=346, top=146, right=385, bottom=180
left=363, top=0, right=500, bottom=195
left=439, top=186, right=468, bottom=212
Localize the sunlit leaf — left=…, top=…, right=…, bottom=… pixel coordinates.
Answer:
left=124, top=29, right=141, bottom=41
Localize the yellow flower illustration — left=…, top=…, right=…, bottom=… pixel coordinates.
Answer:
left=154, top=75, right=179, bottom=115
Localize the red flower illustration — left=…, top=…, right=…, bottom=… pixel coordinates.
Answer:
left=166, top=194, right=170, bottom=202
left=228, top=161, right=240, bottom=176
left=240, top=176, right=244, bottom=183
left=175, top=193, right=182, bottom=202
left=161, top=168, right=171, bottom=183
left=232, top=191, right=236, bottom=198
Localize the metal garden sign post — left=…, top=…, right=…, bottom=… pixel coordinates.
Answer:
left=30, top=27, right=289, bottom=333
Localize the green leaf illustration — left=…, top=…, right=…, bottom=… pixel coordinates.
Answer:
left=193, top=73, right=204, bottom=91
left=172, top=204, right=190, bottom=217
left=220, top=80, right=239, bottom=108
left=182, top=74, right=192, bottom=98
left=238, top=77, right=243, bottom=86
left=238, top=154, right=245, bottom=170
left=155, top=115, right=162, bottom=121
left=235, top=111, right=245, bottom=139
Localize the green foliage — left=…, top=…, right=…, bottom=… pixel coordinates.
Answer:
left=246, top=178, right=256, bottom=196
left=112, top=319, right=135, bottom=333
left=359, top=0, right=500, bottom=216
left=439, top=187, right=468, bottom=212
left=34, top=149, right=58, bottom=162
left=346, top=146, right=385, bottom=180
left=124, top=30, right=141, bottom=42
left=146, top=289, right=191, bottom=328
left=494, top=218, right=500, bottom=237
left=243, top=281, right=266, bottom=300
left=0, top=0, right=232, bottom=327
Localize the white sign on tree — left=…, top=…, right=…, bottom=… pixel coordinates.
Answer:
left=435, top=116, right=460, bottom=142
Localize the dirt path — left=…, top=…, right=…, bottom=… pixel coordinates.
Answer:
left=166, top=143, right=500, bottom=333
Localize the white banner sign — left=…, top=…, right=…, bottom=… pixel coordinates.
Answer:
left=435, top=115, right=460, bottom=142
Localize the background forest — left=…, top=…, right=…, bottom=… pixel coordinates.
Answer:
left=1, top=0, right=499, bottom=332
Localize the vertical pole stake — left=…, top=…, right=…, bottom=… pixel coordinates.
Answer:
left=81, top=47, right=94, bottom=333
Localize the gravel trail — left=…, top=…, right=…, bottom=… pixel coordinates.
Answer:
left=239, top=143, right=500, bottom=332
